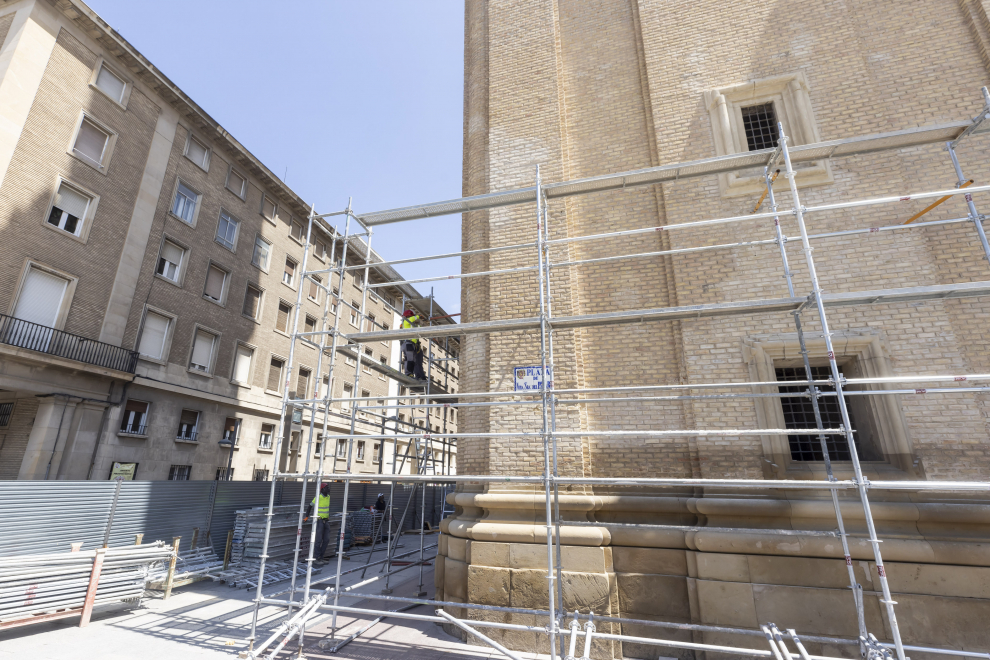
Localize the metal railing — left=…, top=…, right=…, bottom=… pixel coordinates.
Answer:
left=0, top=314, right=139, bottom=374
left=118, top=424, right=148, bottom=436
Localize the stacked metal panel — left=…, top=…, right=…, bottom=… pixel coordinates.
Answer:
left=0, top=544, right=171, bottom=624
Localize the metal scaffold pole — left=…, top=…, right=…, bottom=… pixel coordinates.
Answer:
left=778, top=123, right=906, bottom=660
left=763, top=164, right=868, bottom=648
left=534, top=165, right=559, bottom=659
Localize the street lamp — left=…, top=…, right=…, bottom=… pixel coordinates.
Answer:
left=218, top=437, right=235, bottom=481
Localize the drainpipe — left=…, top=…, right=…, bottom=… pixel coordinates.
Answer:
left=86, top=380, right=129, bottom=480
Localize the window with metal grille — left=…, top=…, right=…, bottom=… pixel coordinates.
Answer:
left=776, top=366, right=863, bottom=461
left=215, top=466, right=234, bottom=481
left=254, top=468, right=269, bottom=481
left=0, top=402, right=14, bottom=428
left=168, top=465, right=191, bottom=481
left=741, top=102, right=779, bottom=151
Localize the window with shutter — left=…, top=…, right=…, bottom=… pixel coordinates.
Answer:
left=297, top=368, right=311, bottom=398
left=13, top=267, right=69, bottom=328
left=283, top=258, right=296, bottom=286
left=259, top=423, right=274, bottom=449
left=243, top=285, right=262, bottom=320
left=172, top=182, right=198, bottom=224
left=267, top=357, right=284, bottom=392
left=47, top=183, right=92, bottom=235
left=314, top=239, right=326, bottom=259
left=261, top=196, right=277, bottom=222
left=308, top=277, right=320, bottom=302
left=157, top=241, right=184, bottom=282
left=232, top=344, right=253, bottom=384
left=357, top=441, right=365, bottom=460
left=304, top=315, right=316, bottom=334
left=342, top=384, right=353, bottom=412
left=276, top=301, right=291, bottom=332
left=204, top=265, right=226, bottom=302
left=185, top=136, right=209, bottom=169
left=73, top=118, right=110, bottom=167
left=119, top=400, right=149, bottom=435
left=290, top=219, right=305, bottom=241
left=227, top=169, right=246, bottom=197
left=138, top=311, right=170, bottom=360
left=252, top=235, right=271, bottom=269
left=189, top=330, right=216, bottom=372
left=176, top=410, right=199, bottom=440
left=95, top=64, right=126, bottom=103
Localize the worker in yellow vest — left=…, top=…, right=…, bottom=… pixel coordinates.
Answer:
left=304, top=482, right=332, bottom=562
left=401, top=310, right=426, bottom=381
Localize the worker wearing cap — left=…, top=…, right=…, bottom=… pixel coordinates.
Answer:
left=401, top=310, right=427, bottom=381
left=305, top=483, right=332, bottom=562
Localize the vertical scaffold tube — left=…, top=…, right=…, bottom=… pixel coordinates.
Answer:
left=296, top=206, right=348, bottom=655
left=946, top=140, right=990, bottom=263
left=764, top=169, right=868, bottom=647
left=541, top=198, right=564, bottom=654
left=328, top=215, right=375, bottom=640
left=534, top=165, right=559, bottom=659
left=287, top=205, right=319, bottom=624
left=779, top=125, right=906, bottom=660
left=246, top=202, right=317, bottom=651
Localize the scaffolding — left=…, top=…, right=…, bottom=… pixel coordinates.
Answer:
left=241, top=89, right=990, bottom=660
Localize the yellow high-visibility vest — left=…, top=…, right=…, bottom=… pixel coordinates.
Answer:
left=311, top=493, right=330, bottom=519
left=402, top=315, right=420, bottom=344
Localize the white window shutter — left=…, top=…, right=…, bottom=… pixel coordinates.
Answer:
left=190, top=331, right=214, bottom=370
left=160, top=241, right=183, bottom=266
left=54, top=184, right=90, bottom=220
left=233, top=345, right=252, bottom=383
left=204, top=266, right=225, bottom=300
left=13, top=268, right=69, bottom=327
left=138, top=312, right=169, bottom=359
left=74, top=120, right=109, bottom=164
left=96, top=66, right=125, bottom=103
left=187, top=138, right=208, bottom=167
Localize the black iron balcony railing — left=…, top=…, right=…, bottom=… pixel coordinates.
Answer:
left=0, top=314, right=139, bottom=374
left=119, top=424, right=148, bottom=436
left=176, top=431, right=198, bottom=442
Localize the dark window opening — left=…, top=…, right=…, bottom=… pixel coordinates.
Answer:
left=776, top=366, right=865, bottom=462
left=0, top=402, right=13, bottom=427
left=741, top=102, right=779, bottom=151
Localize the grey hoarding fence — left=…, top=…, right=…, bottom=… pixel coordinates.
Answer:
left=0, top=480, right=453, bottom=559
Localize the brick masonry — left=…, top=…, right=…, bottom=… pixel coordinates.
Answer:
left=445, top=0, right=990, bottom=653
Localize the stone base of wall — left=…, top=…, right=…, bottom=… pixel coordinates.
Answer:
left=435, top=491, right=990, bottom=658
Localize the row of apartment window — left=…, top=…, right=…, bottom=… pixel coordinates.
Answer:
left=302, top=434, right=380, bottom=464
left=166, top=465, right=269, bottom=481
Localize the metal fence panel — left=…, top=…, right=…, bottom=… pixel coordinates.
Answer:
left=0, top=480, right=454, bottom=558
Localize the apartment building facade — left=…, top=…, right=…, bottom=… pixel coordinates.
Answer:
left=0, top=0, right=456, bottom=482
left=440, top=0, right=990, bottom=654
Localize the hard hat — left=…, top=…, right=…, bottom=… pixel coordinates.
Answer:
left=403, top=310, right=414, bottom=317
left=378, top=493, right=384, bottom=497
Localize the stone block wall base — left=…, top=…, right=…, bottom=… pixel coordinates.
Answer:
left=438, top=533, right=990, bottom=657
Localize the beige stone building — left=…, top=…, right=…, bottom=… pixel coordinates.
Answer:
left=0, top=0, right=456, bottom=482
left=437, top=0, right=990, bottom=656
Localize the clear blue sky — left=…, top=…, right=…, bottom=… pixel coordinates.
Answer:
left=87, top=0, right=465, bottom=314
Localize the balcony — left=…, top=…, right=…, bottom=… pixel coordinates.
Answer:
left=0, top=313, right=138, bottom=374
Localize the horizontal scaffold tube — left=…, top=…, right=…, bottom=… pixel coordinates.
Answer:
left=313, top=428, right=849, bottom=440
left=271, top=472, right=990, bottom=492
left=342, top=281, right=990, bottom=343
left=285, top=373, right=990, bottom=405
